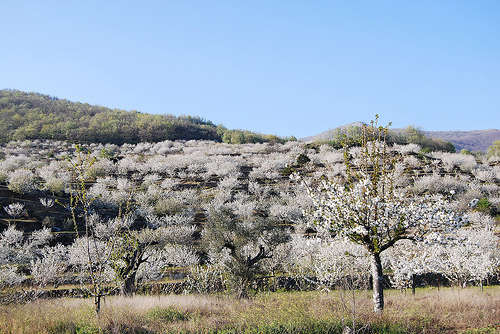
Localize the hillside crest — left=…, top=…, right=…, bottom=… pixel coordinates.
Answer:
left=302, top=123, right=500, bottom=152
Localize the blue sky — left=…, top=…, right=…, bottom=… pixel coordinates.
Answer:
left=1, top=1, right=499, bottom=138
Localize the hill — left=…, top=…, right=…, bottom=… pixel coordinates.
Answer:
left=302, top=123, right=499, bottom=153
left=300, top=122, right=456, bottom=152
left=300, top=122, right=366, bottom=142
left=0, top=89, right=294, bottom=145
left=425, top=129, right=500, bottom=153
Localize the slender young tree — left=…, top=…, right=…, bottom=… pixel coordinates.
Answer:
left=303, top=116, right=465, bottom=312
left=66, top=148, right=129, bottom=315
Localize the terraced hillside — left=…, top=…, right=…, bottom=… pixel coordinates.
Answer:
left=0, top=138, right=499, bottom=300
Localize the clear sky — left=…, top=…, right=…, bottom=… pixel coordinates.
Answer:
left=1, top=1, right=499, bottom=138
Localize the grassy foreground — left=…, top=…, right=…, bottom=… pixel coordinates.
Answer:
left=0, top=287, right=499, bottom=333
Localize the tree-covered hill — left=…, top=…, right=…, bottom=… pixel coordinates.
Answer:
left=302, top=122, right=456, bottom=153
left=0, top=89, right=294, bottom=145
left=303, top=122, right=500, bottom=154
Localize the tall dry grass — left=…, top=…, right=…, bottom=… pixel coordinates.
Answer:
left=0, top=287, right=499, bottom=333
left=383, top=287, right=500, bottom=332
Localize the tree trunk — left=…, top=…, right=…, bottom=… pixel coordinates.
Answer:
left=370, top=252, right=384, bottom=312
left=236, top=276, right=249, bottom=299
left=121, top=271, right=137, bottom=297
left=118, top=245, right=146, bottom=297
left=94, top=293, right=101, bottom=316
left=411, top=274, right=416, bottom=295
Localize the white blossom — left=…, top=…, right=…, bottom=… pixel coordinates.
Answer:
left=4, top=202, right=26, bottom=218
left=8, top=168, right=37, bottom=194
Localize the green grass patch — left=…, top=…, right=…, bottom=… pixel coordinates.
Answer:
left=145, top=306, right=190, bottom=322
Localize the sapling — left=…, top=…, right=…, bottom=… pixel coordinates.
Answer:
left=64, top=149, right=128, bottom=314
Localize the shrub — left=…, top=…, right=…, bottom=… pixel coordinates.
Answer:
left=476, top=197, right=492, bottom=213
left=155, top=197, right=183, bottom=216
left=8, top=168, right=37, bottom=194
left=487, top=140, right=500, bottom=158
left=39, top=197, right=55, bottom=208
left=281, top=165, right=296, bottom=177
left=4, top=203, right=26, bottom=218
left=0, top=170, right=7, bottom=184
left=44, top=176, right=68, bottom=195
left=296, top=153, right=311, bottom=167
left=84, top=158, right=115, bottom=179
left=474, top=167, right=496, bottom=183
left=0, top=264, right=26, bottom=288
left=42, top=216, right=57, bottom=228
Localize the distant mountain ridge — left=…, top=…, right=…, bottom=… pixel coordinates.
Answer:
left=302, top=123, right=500, bottom=153
left=425, top=129, right=500, bottom=153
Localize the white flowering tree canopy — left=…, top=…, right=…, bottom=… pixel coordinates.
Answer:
left=306, top=173, right=466, bottom=253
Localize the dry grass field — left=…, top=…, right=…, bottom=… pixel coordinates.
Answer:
left=0, top=287, right=499, bottom=333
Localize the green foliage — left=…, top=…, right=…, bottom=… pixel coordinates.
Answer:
left=282, top=154, right=310, bottom=177
left=462, top=328, right=498, bottom=334
left=319, top=124, right=455, bottom=152
left=145, top=306, right=189, bottom=322
left=99, top=148, right=114, bottom=159
left=281, top=165, right=296, bottom=177
left=419, top=147, right=432, bottom=154
left=220, top=128, right=295, bottom=145
left=323, top=125, right=364, bottom=149
left=487, top=140, right=500, bottom=158
left=0, top=89, right=294, bottom=145
left=399, top=126, right=455, bottom=152
left=42, top=216, right=57, bottom=228
left=44, top=177, right=67, bottom=195
left=242, top=321, right=343, bottom=334
left=210, top=320, right=413, bottom=334
left=295, top=153, right=310, bottom=167
left=0, top=170, right=7, bottom=183
left=476, top=197, right=492, bottom=213
left=155, top=197, right=183, bottom=216
left=75, top=323, right=100, bottom=334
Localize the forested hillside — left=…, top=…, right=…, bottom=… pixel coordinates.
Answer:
left=0, top=90, right=294, bottom=145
